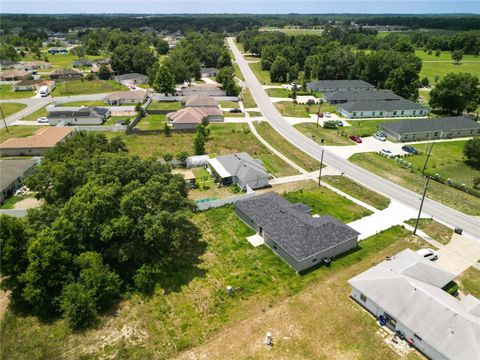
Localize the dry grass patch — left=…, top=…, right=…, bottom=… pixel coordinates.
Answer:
left=404, top=218, right=453, bottom=245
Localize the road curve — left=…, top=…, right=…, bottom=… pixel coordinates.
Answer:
left=227, top=37, right=480, bottom=239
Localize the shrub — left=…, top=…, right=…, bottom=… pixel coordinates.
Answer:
left=323, top=120, right=338, bottom=129
left=443, top=281, right=459, bottom=296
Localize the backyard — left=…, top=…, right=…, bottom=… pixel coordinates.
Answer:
left=350, top=152, right=480, bottom=215
left=136, top=114, right=167, bottom=130
left=254, top=121, right=321, bottom=172
left=0, top=103, right=27, bottom=118
left=218, top=100, right=239, bottom=108
left=0, top=218, right=425, bottom=360
left=458, top=267, right=480, bottom=299
left=50, top=79, right=125, bottom=96
left=0, top=85, right=34, bottom=99
left=0, top=125, right=41, bottom=143
left=146, top=101, right=182, bottom=111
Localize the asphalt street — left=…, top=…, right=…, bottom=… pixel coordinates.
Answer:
left=227, top=37, right=480, bottom=239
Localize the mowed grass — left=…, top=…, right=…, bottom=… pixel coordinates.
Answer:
left=249, top=62, right=277, bottom=85
left=294, top=123, right=352, bottom=146
left=421, top=61, right=480, bottom=84
left=283, top=183, right=372, bottom=222
left=266, top=87, right=291, bottom=98
left=147, top=101, right=182, bottom=111
left=233, top=63, right=245, bottom=81
left=57, top=100, right=106, bottom=107
left=51, top=79, right=125, bottom=96
left=274, top=101, right=311, bottom=118
left=22, top=105, right=49, bottom=121
left=458, top=267, right=480, bottom=299
left=350, top=152, right=480, bottom=215
left=218, top=100, right=239, bottom=108
left=23, top=52, right=104, bottom=69
left=323, top=175, right=391, bottom=210
left=136, top=114, right=167, bottom=130
left=0, top=103, right=27, bottom=118
left=0, top=125, right=42, bottom=143
left=254, top=121, right=321, bottom=172
left=404, top=218, right=453, bottom=245
left=241, top=88, right=257, bottom=109
left=0, top=207, right=425, bottom=360
left=0, top=85, right=35, bottom=99
left=107, top=123, right=297, bottom=177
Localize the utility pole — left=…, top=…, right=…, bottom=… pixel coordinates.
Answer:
left=316, top=99, right=323, bottom=129
left=0, top=106, right=9, bottom=133
left=421, top=142, right=434, bottom=175
left=414, top=176, right=431, bottom=235
left=318, top=149, right=324, bottom=186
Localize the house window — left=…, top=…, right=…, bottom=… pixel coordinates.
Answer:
left=413, top=110, right=416, bottom=115
left=372, top=112, right=375, bottom=116
left=312, top=258, right=317, bottom=263
left=401, top=110, right=404, bottom=115
left=393, top=111, right=397, bottom=116
left=434, top=132, right=440, bottom=136
left=360, top=293, right=367, bottom=302
left=353, top=112, right=357, bottom=116
left=273, top=244, right=277, bottom=250
left=360, top=112, right=363, bottom=116
left=379, top=111, right=383, bottom=116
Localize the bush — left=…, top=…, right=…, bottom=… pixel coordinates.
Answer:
left=323, top=120, right=338, bottom=129
left=60, top=283, right=98, bottom=328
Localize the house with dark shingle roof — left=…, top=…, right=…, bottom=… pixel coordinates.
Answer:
left=324, top=90, right=402, bottom=105
left=49, top=68, right=83, bottom=80
left=338, top=99, right=429, bottom=119
left=235, top=192, right=360, bottom=272
left=47, top=105, right=110, bottom=125
left=307, top=80, right=374, bottom=93
left=379, top=116, right=480, bottom=142
left=0, top=159, right=38, bottom=204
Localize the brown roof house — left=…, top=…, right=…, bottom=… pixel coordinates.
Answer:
left=183, top=95, right=219, bottom=108
left=50, top=68, right=83, bottom=80
left=167, top=107, right=223, bottom=130
left=0, top=69, right=33, bottom=81
left=13, top=79, right=55, bottom=92
left=180, top=83, right=226, bottom=97
left=14, top=61, right=52, bottom=71
left=104, top=91, right=148, bottom=105
left=0, top=127, right=74, bottom=156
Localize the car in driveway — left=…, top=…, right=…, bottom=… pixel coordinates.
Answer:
left=37, top=117, right=49, bottom=123
left=349, top=135, right=362, bottom=143
left=402, top=145, right=419, bottom=155
left=373, top=132, right=386, bottom=141
left=379, top=149, right=393, bottom=157
left=324, top=112, right=331, bottom=118
left=416, top=248, right=438, bottom=261
left=230, top=108, right=242, bottom=113
left=336, top=120, right=344, bottom=127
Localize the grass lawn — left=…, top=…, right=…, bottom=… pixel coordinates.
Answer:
left=249, top=62, right=277, bottom=85
left=223, top=111, right=244, bottom=117
left=266, top=87, right=291, bottom=98
left=136, top=114, right=167, bottom=130
left=403, top=140, right=479, bottom=189
left=23, top=52, right=104, bottom=69
left=0, top=194, right=34, bottom=209
left=248, top=111, right=262, bottom=117
left=22, top=105, right=49, bottom=121
left=104, top=116, right=132, bottom=126
left=233, top=63, right=245, bottom=81
left=419, top=89, right=431, bottom=102
left=147, top=101, right=182, bottom=111
left=404, top=218, right=453, bottom=245
left=218, top=100, right=239, bottom=108
left=0, top=85, right=34, bottom=99
left=294, top=123, right=352, bottom=146
left=241, top=88, right=257, bottom=109
left=458, top=267, right=480, bottom=299
left=107, top=123, right=297, bottom=177
left=350, top=152, right=480, bottom=215
left=421, top=61, right=480, bottom=85
left=0, top=125, right=41, bottom=143
left=323, top=175, right=391, bottom=210
left=189, top=167, right=238, bottom=201
left=283, top=182, right=372, bottom=222
left=51, top=79, right=125, bottom=96
left=56, top=100, right=106, bottom=107
left=254, top=121, right=321, bottom=172
left=233, top=37, right=244, bottom=52
left=0, top=103, right=27, bottom=118
left=274, top=101, right=311, bottom=118
left=0, top=210, right=426, bottom=360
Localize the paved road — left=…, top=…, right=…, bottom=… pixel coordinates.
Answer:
left=227, top=37, right=480, bottom=239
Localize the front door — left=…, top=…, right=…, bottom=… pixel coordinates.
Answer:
left=384, top=313, right=397, bottom=331
left=259, top=227, right=264, bottom=237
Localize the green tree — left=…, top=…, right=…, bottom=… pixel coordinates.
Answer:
left=153, top=65, right=176, bottom=95
left=452, top=50, right=464, bottom=65
left=155, top=39, right=169, bottom=55
left=385, top=63, right=420, bottom=100
left=60, top=283, right=98, bottom=328
left=193, top=131, right=206, bottom=155
left=429, top=73, right=480, bottom=114
left=164, top=122, right=171, bottom=136
left=176, top=151, right=190, bottom=166
left=97, top=64, right=111, bottom=80
left=464, top=137, right=480, bottom=169
left=270, top=56, right=289, bottom=83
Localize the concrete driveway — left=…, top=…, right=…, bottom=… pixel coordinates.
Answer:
left=435, top=234, right=480, bottom=274
left=324, top=137, right=408, bottom=159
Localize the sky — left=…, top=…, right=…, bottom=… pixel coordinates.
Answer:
left=1, top=0, right=480, bottom=14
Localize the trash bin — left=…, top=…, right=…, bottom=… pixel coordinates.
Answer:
left=454, top=227, right=463, bottom=235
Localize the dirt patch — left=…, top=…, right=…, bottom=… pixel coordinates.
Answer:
left=13, top=197, right=41, bottom=209
left=0, top=289, right=11, bottom=320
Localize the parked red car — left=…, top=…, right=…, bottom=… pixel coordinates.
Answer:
left=349, top=135, right=362, bottom=143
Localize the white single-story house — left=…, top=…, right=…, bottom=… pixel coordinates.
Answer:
left=323, top=90, right=402, bottom=105
left=180, top=83, right=226, bottom=97
left=47, top=105, right=110, bottom=125
left=235, top=192, right=360, bottom=272
left=13, top=79, right=55, bottom=92
left=338, top=99, right=429, bottom=119
left=307, top=80, right=375, bottom=93
left=104, top=90, right=147, bottom=105
left=115, top=73, right=148, bottom=86
left=349, top=249, right=480, bottom=360
left=208, top=152, right=270, bottom=190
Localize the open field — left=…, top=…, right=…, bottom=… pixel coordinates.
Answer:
left=323, top=175, right=391, bottom=210
left=458, top=267, right=480, bottom=298
left=0, top=85, right=35, bottom=99
left=350, top=152, right=480, bottom=215
left=0, top=103, right=27, bottom=118
left=241, top=88, right=257, bottom=109
left=147, top=101, right=182, bottom=111
left=136, top=114, right=167, bottom=130
left=0, top=125, right=41, bottom=143
left=415, top=49, right=480, bottom=62
left=107, top=123, right=297, bottom=177
left=266, top=87, right=291, bottom=98
left=249, top=62, right=277, bottom=85
left=421, top=61, right=480, bottom=84
left=254, top=121, right=321, bottom=172
left=294, top=123, right=352, bottom=146
left=23, top=52, right=105, bottom=69
left=0, top=219, right=425, bottom=360
left=283, top=182, right=372, bottom=222
left=51, top=79, right=125, bottom=96
left=404, top=218, right=453, bottom=245
left=274, top=101, right=311, bottom=118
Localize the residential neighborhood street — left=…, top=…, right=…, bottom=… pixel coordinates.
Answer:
left=227, top=37, right=480, bottom=240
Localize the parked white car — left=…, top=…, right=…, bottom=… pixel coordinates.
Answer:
left=37, top=117, right=49, bottom=123
left=416, top=248, right=438, bottom=261
left=379, top=149, right=393, bottom=157
left=373, top=132, right=386, bottom=141
left=324, top=112, right=331, bottom=118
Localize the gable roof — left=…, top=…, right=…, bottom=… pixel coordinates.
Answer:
left=379, top=116, right=480, bottom=135
left=339, top=99, right=427, bottom=112
left=117, top=73, right=147, bottom=81
left=14, top=79, right=54, bottom=87
left=348, top=249, right=480, bottom=360
left=50, top=68, right=82, bottom=76
left=46, top=105, right=108, bottom=118
left=209, top=152, right=268, bottom=182
left=104, top=91, right=147, bottom=101
left=0, top=159, right=37, bottom=191
left=0, top=127, right=74, bottom=150
left=0, top=69, right=32, bottom=79
left=184, top=94, right=218, bottom=107
left=324, top=90, right=402, bottom=102
left=235, top=192, right=360, bottom=261
left=307, top=80, right=374, bottom=89
left=167, top=107, right=222, bottom=124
